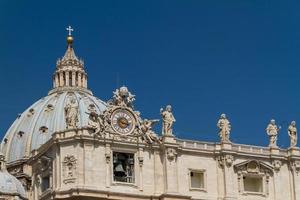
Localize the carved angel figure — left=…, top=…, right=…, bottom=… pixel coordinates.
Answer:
left=266, top=119, right=281, bottom=148
left=160, top=105, right=176, bottom=136
left=217, top=113, right=231, bottom=143
left=288, top=121, right=297, bottom=148
left=112, top=86, right=135, bottom=107
left=65, top=96, right=79, bottom=129
left=140, top=119, right=161, bottom=144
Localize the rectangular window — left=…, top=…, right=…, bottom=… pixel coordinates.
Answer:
left=243, top=176, right=263, bottom=193
left=113, top=152, right=135, bottom=183
left=41, top=176, right=50, bottom=192
left=190, top=170, right=205, bottom=189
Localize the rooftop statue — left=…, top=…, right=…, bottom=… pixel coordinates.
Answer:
left=160, top=105, right=176, bottom=136
left=140, top=119, right=161, bottom=144
left=288, top=121, right=297, bottom=148
left=266, top=119, right=281, bottom=148
left=65, top=95, right=79, bottom=129
left=217, top=113, right=231, bottom=143
left=111, top=86, right=135, bottom=107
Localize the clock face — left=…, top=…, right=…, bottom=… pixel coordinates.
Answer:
left=111, top=109, right=136, bottom=135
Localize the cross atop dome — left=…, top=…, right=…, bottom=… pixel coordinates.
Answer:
left=66, top=25, right=74, bottom=36
left=66, top=25, right=74, bottom=46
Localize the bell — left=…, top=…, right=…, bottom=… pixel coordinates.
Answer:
left=114, top=163, right=126, bottom=177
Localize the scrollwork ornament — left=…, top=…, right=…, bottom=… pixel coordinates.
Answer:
left=217, top=155, right=234, bottom=168
left=225, top=155, right=234, bottom=167
left=290, top=160, right=300, bottom=174
left=272, top=160, right=282, bottom=172
left=166, top=148, right=177, bottom=161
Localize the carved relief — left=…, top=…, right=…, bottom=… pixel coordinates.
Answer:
left=290, top=160, right=300, bottom=174
left=166, top=148, right=177, bottom=161
left=63, top=155, right=77, bottom=184
left=217, top=154, right=234, bottom=168
left=272, top=160, right=282, bottom=172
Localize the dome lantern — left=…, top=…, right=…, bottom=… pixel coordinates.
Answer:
left=51, top=26, right=89, bottom=93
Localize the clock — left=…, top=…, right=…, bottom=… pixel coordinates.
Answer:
left=111, top=109, right=136, bottom=135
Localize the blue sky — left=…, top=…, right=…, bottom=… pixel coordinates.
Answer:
left=0, top=0, right=300, bottom=148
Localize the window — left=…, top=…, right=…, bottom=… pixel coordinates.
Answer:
left=235, top=160, right=272, bottom=196
left=113, top=152, right=135, bottom=183
left=41, top=176, right=50, bottom=192
left=243, top=176, right=263, bottom=193
left=189, top=170, right=205, bottom=190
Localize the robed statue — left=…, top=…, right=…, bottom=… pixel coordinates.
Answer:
left=217, top=113, right=231, bottom=143
left=266, top=119, right=281, bottom=148
left=160, top=105, right=176, bottom=136
left=65, top=96, right=79, bottom=129
left=288, top=121, right=297, bottom=148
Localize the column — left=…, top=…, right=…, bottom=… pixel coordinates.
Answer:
left=78, top=73, right=82, bottom=87
left=59, top=72, right=64, bottom=87
left=65, top=71, right=69, bottom=87
left=138, top=148, right=144, bottom=191
left=72, top=71, right=76, bottom=86
left=105, top=144, right=111, bottom=188
left=164, top=147, right=178, bottom=193
left=83, top=74, right=87, bottom=88
left=55, top=74, right=59, bottom=88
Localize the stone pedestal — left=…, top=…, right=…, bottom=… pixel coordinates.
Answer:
left=221, top=142, right=232, bottom=150
left=162, top=135, right=176, bottom=144
left=270, top=147, right=280, bottom=155
left=288, top=147, right=300, bottom=156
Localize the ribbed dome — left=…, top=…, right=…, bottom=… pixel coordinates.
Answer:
left=1, top=91, right=107, bottom=163
left=0, top=170, right=27, bottom=199
left=0, top=153, right=27, bottom=199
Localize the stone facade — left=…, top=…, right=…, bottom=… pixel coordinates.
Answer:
left=1, top=30, right=300, bottom=200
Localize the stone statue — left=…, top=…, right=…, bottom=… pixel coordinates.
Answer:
left=140, top=119, right=161, bottom=144
left=160, top=105, right=176, bottom=136
left=266, top=119, right=281, bottom=148
left=65, top=96, right=79, bottom=129
left=288, top=121, right=297, bottom=148
left=217, top=113, right=231, bottom=143
left=112, top=86, right=135, bottom=107
left=87, top=105, right=104, bottom=135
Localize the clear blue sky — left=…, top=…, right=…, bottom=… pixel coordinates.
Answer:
left=0, top=0, right=299, bottom=148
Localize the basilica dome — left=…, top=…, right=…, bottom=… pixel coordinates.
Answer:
left=0, top=153, right=27, bottom=199
left=1, top=34, right=107, bottom=163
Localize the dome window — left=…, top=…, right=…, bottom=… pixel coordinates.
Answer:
left=45, top=104, right=54, bottom=112
left=17, top=131, right=25, bottom=138
left=27, top=108, right=35, bottom=117
left=3, top=138, right=8, bottom=144
left=39, top=126, right=48, bottom=134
